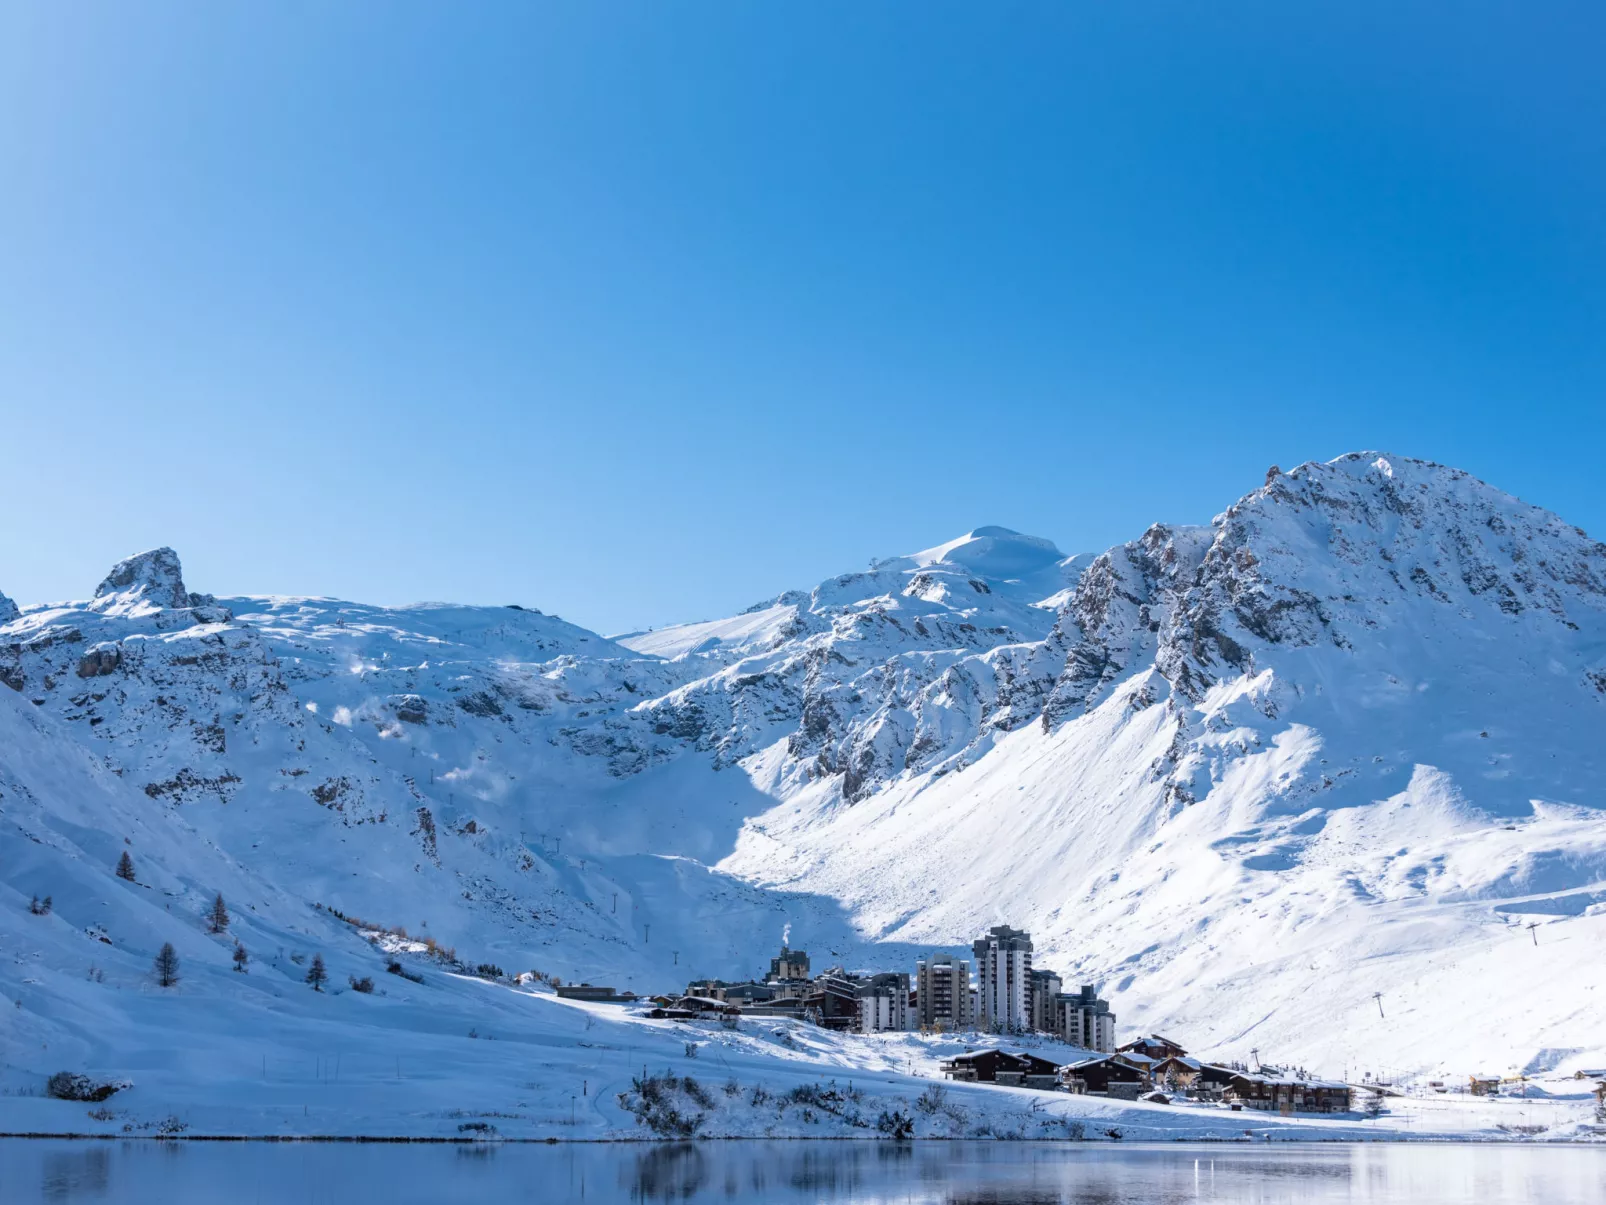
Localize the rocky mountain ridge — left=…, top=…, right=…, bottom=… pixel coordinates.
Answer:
left=3, top=452, right=1605, bottom=1075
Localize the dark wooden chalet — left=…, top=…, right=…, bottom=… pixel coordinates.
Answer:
left=646, top=995, right=740, bottom=1020
left=1225, top=1074, right=1352, bottom=1115
left=942, top=1050, right=1062, bottom=1090
left=1152, top=1057, right=1238, bottom=1099
left=1059, top=1053, right=1152, bottom=1095
left=1117, top=1034, right=1188, bottom=1061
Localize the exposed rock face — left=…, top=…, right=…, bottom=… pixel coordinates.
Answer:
left=0, top=589, right=18, bottom=625
left=389, top=694, right=429, bottom=724
left=92, top=547, right=192, bottom=614
left=575, top=529, right=1087, bottom=794
left=76, top=643, right=122, bottom=678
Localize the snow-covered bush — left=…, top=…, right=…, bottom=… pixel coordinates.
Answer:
left=875, top=1108, right=914, bottom=1139
left=46, top=1073, right=128, bottom=1103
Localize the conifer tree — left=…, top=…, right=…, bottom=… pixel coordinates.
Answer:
left=115, top=851, right=136, bottom=881
left=232, top=942, right=249, bottom=973
left=153, top=942, right=180, bottom=988
left=208, top=893, right=230, bottom=934
left=306, top=953, right=328, bottom=992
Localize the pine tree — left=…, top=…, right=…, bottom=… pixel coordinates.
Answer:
left=153, top=942, right=180, bottom=988
left=232, top=942, right=249, bottom=973
left=306, top=953, right=328, bottom=992
left=208, top=893, right=230, bottom=934
left=115, top=851, right=136, bottom=881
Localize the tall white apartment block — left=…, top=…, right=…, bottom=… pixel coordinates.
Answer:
left=972, top=925, right=1033, bottom=1033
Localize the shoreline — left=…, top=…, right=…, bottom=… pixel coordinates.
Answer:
left=2, top=1131, right=1597, bottom=1145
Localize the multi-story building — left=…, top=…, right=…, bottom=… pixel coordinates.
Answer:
left=811, top=969, right=861, bottom=1031
left=916, top=953, right=973, bottom=1031
left=855, top=972, right=912, bottom=1033
left=1055, top=983, right=1116, bottom=1052
left=973, top=925, right=1033, bottom=1033
left=767, top=946, right=810, bottom=982
left=1029, top=968, right=1062, bottom=1033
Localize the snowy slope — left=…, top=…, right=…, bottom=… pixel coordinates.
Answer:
left=4, top=454, right=1606, bottom=1136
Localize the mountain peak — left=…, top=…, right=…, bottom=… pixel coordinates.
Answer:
left=91, top=547, right=194, bottom=615
left=905, top=527, right=1063, bottom=578
left=0, top=587, right=17, bottom=625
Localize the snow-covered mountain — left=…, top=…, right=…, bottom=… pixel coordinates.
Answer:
left=724, top=454, right=1606, bottom=1077
left=4, top=452, right=1605, bottom=1108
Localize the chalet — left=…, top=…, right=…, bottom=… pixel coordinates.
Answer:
left=1060, top=1053, right=1152, bottom=1098
left=1118, top=1034, right=1188, bottom=1061
left=647, top=995, right=740, bottom=1021
left=1151, top=1057, right=1237, bottom=1100
left=941, top=1050, right=1061, bottom=1090
left=1469, top=1077, right=1501, bottom=1097
left=1225, top=1074, right=1352, bottom=1115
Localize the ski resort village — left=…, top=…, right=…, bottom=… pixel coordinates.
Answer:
left=4, top=454, right=1606, bottom=1142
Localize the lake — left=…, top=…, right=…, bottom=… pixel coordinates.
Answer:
left=2, top=1139, right=1602, bottom=1204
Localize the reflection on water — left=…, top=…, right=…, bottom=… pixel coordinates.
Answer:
left=2, top=1138, right=1603, bottom=1204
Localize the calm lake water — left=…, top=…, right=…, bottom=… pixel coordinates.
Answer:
left=2, top=1139, right=1603, bottom=1204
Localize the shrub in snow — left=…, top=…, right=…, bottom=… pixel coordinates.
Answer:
left=152, top=942, right=179, bottom=988
left=875, top=1108, right=914, bottom=1140
left=305, top=954, right=328, bottom=991
left=457, top=1121, right=497, bottom=1136
left=914, top=1084, right=947, bottom=1115
left=349, top=975, right=374, bottom=993
left=29, top=894, right=52, bottom=915
left=619, top=1073, right=710, bottom=1138
left=115, top=851, right=135, bottom=882
left=683, top=1042, right=698, bottom=1059
left=385, top=959, right=423, bottom=983
left=46, top=1073, right=128, bottom=1103
left=473, top=963, right=504, bottom=980
left=232, top=943, right=249, bottom=973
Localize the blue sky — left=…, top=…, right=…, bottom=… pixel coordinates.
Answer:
left=2, top=4, right=1603, bottom=635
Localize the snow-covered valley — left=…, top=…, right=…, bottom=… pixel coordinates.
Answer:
left=3, top=451, right=1605, bottom=1139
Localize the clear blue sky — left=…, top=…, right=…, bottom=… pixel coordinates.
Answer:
left=2, top=4, right=1602, bottom=635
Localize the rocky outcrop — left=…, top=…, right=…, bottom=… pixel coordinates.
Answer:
left=75, top=642, right=122, bottom=678
left=0, top=589, right=18, bottom=625
left=92, top=547, right=192, bottom=613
